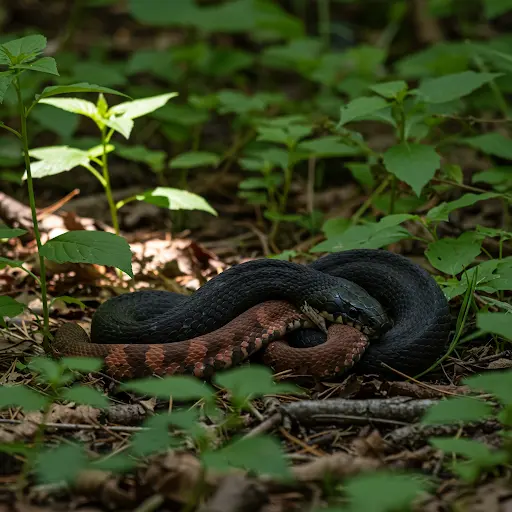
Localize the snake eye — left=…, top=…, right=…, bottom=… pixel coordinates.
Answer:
left=348, top=306, right=359, bottom=317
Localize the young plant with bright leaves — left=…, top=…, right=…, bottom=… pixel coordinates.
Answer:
left=0, top=34, right=135, bottom=347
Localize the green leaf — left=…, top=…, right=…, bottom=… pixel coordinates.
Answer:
left=131, top=418, right=181, bottom=457
left=0, top=385, right=48, bottom=411
left=369, top=80, right=408, bottom=98
left=430, top=437, right=508, bottom=465
left=152, top=103, right=210, bottom=126
left=216, top=90, right=269, bottom=115
left=214, top=366, right=300, bottom=403
left=28, top=357, right=62, bottom=384
left=0, top=35, right=46, bottom=63
left=0, top=296, right=25, bottom=324
left=136, top=187, right=217, bottom=216
left=201, top=435, right=291, bottom=479
left=342, top=471, right=431, bottom=512
left=61, top=385, right=110, bottom=408
left=109, top=92, right=178, bottom=119
left=39, top=98, right=98, bottom=119
left=311, top=214, right=414, bottom=253
left=0, top=442, right=32, bottom=457
left=12, top=57, right=59, bottom=76
left=0, top=71, right=15, bottom=103
left=71, top=62, right=127, bottom=88
left=421, top=396, right=493, bottom=425
left=170, top=151, right=220, bottom=169
left=464, top=370, right=512, bottom=406
left=296, top=136, right=361, bottom=157
left=35, top=82, right=129, bottom=102
left=92, top=453, right=137, bottom=473
left=120, top=376, right=215, bottom=401
left=463, top=133, right=512, bottom=160
left=426, top=233, right=483, bottom=275
left=35, top=444, right=88, bottom=485
left=339, top=96, right=388, bottom=126
left=427, top=192, right=500, bottom=222
left=61, top=357, right=104, bottom=373
left=103, top=116, right=134, bottom=138
left=256, top=124, right=312, bottom=146
left=31, top=104, right=80, bottom=140
left=0, top=256, right=25, bottom=269
left=476, top=312, right=512, bottom=341
left=483, top=0, right=512, bottom=19
left=27, top=145, right=91, bottom=179
left=51, top=296, right=86, bottom=310
left=383, top=143, right=440, bottom=196
left=115, top=144, right=166, bottom=172
left=40, top=231, right=134, bottom=278
left=417, top=71, right=502, bottom=103
left=0, top=226, right=27, bottom=239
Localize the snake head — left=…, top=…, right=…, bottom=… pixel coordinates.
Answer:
left=304, top=282, right=390, bottom=337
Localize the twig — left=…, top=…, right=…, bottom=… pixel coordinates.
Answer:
left=36, top=188, right=80, bottom=220
left=0, top=418, right=146, bottom=433
left=243, top=413, right=282, bottom=438
left=281, top=398, right=439, bottom=427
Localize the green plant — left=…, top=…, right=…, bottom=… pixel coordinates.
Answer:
left=0, top=34, right=137, bottom=347
left=422, top=367, right=512, bottom=484
left=30, top=91, right=219, bottom=235
left=0, top=363, right=300, bottom=499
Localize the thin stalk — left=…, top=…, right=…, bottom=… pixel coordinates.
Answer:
left=472, top=50, right=510, bottom=118
left=83, top=163, right=106, bottom=188
left=14, top=79, right=50, bottom=352
left=351, top=175, right=391, bottom=224
left=388, top=176, right=397, bottom=214
left=317, top=0, right=331, bottom=49
left=100, top=125, right=120, bottom=235
left=0, top=123, right=22, bottom=139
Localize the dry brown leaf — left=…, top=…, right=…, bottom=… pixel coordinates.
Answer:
left=292, top=453, right=382, bottom=482
left=142, top=451, right=216, bottom=504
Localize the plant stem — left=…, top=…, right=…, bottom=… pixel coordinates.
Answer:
left=351, top=175, right=391, bottom=224
left=472, top=50, right=510, bottom=119
left=15, top=79, right=50, bottom=353
left=317, top=0, right=331, bottom=49
left=389, top=175, right=397, bottom=214
left=100, top=125, right=120, bottom=235
left=0, top=123, right=22, bottom=139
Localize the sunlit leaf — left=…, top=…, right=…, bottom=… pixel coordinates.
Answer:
left=39, top=98, right=98, bottom=119
left=109, top=92, right=178, bottom=119
left=136, top=187, right=217, bottom=216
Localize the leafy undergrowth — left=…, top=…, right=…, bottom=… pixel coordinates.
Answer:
left=0, top=0, right=512, bottom=510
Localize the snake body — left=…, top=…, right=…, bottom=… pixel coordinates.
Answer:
left=54, top=301, right=370, bottom=379
left=53, top=249, right=451, bottom=379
